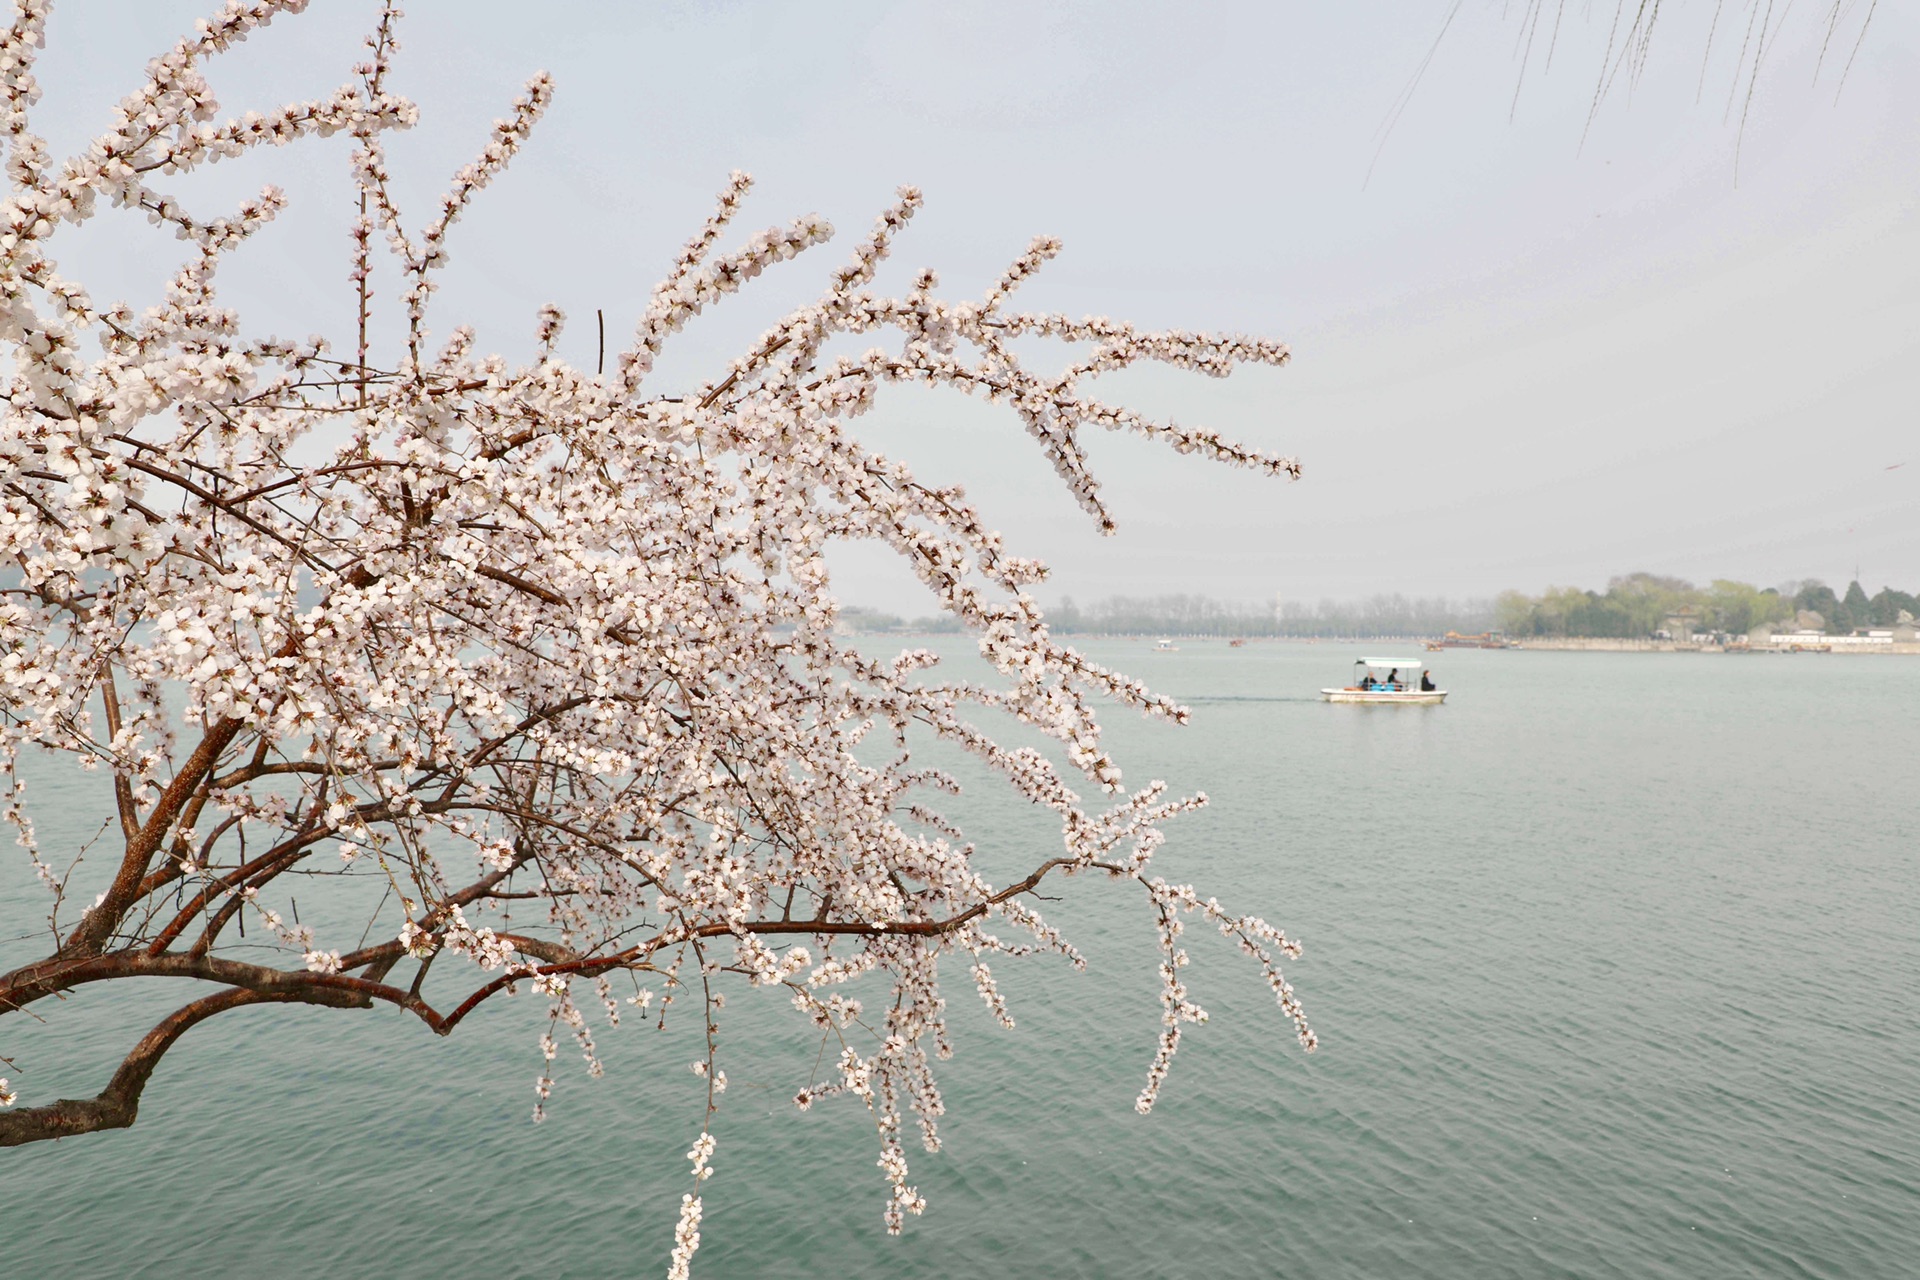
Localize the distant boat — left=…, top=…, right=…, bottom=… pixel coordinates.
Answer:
left=1229, top=638, right=1247, bottom=647
left=1322, top=657, right=1445, bottom=705
left=1152, top=638, right=1179, bottom=653
left=1437, top=630, right=1515, bottom=649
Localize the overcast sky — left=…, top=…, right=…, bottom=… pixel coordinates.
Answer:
left=30, top=2, right=1920, bottom=608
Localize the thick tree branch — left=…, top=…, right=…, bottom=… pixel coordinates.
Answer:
left=63, top=716, right=245, bottom=957
left=0, top=984, right=362, bottom=1148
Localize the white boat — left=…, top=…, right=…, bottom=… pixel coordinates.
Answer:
left=1321, top=657, right=1445, bottom=704
left=1152, top=638, right=1179, bottom=652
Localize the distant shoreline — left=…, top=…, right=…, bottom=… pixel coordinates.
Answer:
left=839, top=630, right=1920, bottom=655
left=1511, top=637, right=1920, bottom=655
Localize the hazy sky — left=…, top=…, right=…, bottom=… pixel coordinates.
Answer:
left=28, top=2, right=1920, bottom=608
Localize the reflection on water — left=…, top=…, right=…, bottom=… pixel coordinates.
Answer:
left=4, top=642, right=1917, bottom=1278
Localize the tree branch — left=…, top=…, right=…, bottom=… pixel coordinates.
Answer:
left=63, top=716, right=245, bottom=957
left=0, top=984, right=362, bottom=1147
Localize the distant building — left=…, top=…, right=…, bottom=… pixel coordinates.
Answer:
left=1751, top=616, right=1916, bottom=649
left=1760, top=629, right=1892, bottom=650
left=1660, top=607, right=1701, bottom=642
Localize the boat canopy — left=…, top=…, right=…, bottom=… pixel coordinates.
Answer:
left=1356, top=657, right=1426, bottom=668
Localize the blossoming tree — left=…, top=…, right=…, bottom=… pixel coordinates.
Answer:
left=0, top=2, right=1313, bottom=1270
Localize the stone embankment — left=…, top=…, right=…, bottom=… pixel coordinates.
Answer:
left=1513, top=637, right=1920, bottom=655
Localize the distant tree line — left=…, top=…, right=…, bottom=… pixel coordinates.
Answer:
left=1785, top=580, right=1920, bottom=634
left=1494, top=574, right=1920, bottom=638
left=1054, top=594, right=1495, bottom=637
left=839, top=605, right=966, bottom=634
left=845, top=577, right=1920, bottom=640
left=841, top=594, right=1495, bottom=637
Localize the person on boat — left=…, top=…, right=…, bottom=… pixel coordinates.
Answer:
left=1420, top=670, right=1436, bottom=692
left=1386, top=668, right=1400, bottom=690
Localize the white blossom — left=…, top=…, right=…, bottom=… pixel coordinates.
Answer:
left=0, top=4, right=1313, bottom=1265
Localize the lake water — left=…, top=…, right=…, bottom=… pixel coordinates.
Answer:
left=3, top=642, right=1917, bottom=1278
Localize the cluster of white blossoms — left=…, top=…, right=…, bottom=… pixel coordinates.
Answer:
left=664, top=1129, right=721, bottom=1278
left=0, top=2, right=1314, bottom=1268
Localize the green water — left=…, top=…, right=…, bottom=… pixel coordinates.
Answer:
left=3, top=643, right=1917, bottom=1277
